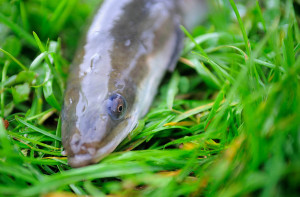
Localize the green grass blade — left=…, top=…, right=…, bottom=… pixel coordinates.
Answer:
left=0, top=48, right=28, bottom=71
left=0, top=12, right=36, bottom=47
left=167, top=71, right=180, bottom=110
left=15, top=116, right=61, bottom=141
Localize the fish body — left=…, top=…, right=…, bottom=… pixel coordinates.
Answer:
left=62, top=0, right=205, bottom=167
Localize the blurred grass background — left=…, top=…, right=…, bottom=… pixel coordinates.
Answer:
left=0, top=0, right=299, bottom=196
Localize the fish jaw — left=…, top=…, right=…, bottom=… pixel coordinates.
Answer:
left=62, top=108, right=138, bottom=167
left=61, top=106, right=109, bottom=167
left=67, top=153, right=99, bottom=168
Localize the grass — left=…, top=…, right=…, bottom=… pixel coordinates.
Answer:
left=0, top=0, right=299, bottom=196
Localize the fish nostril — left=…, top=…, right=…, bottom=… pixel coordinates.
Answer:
left=70, top=133, right=98, bottom=157
left=70, top=133, right=81, bottom=154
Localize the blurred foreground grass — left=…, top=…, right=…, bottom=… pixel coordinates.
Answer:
left=0, top=0, right=299, bottom=196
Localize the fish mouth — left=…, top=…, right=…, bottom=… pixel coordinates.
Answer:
left=68, top=153, right=96, bottom=168
left=65, top=114, right=138, bottom=168
left=68, top=151, right=113, bottom=168
left=67, top=144, right=113, bottom=168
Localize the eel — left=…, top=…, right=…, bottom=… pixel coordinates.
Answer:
left=62, top=0, right=205, bottom=167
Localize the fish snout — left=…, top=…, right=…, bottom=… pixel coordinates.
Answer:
left=67, top=134, right=100, bottom=167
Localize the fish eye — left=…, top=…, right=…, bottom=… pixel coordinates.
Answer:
left=106, top=93, right=127, bottom=120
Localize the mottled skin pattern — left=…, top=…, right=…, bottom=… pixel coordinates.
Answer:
left=62, top=0, right=204, bottom=167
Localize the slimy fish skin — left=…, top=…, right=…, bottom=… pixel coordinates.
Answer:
left=62, top=0, right=205, bottom=167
